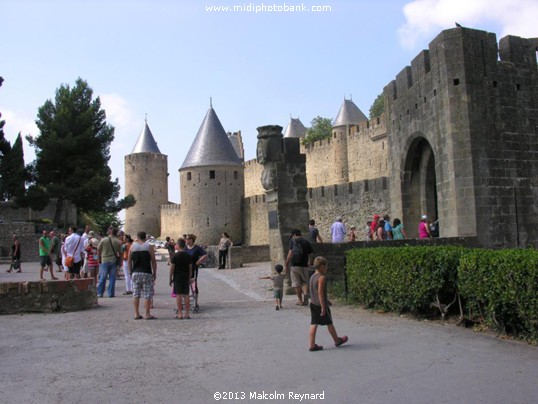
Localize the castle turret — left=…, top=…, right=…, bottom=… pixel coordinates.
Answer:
left=124, top=120, right=168, bottom=237
left=332, top=98, right=367, bottom=183
left=179, top=106, right=244, bottom=245
left=227, top=130, right=245, bottom=161
left=283, top=117, right=307, bottom=138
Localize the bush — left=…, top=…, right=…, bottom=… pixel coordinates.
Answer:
left=344, top=245, right=538, bottom=342
left=459, top=249, right=538, bottom=340
left=346, top=246, right=464, bottom=316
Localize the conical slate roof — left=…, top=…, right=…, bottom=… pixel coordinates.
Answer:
left=180, top=107, right=242, bottom=170
left=333, top=99, right=367, bottom=127
left=283, top=117, right=307, bottom=138
left=131, top=121, right=161, bottom=154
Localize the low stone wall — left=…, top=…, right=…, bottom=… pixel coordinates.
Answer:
left=240, top=245, right=270, bottom=263
left=0, top=278, right=98, bottom=314
left=206, top=245, right=270, bottom=269
left=311, top=236, right=481, bottom=282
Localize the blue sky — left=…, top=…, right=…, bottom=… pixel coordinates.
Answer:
left=1, top=0, right=536, bottom=208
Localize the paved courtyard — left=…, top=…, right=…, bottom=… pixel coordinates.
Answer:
left=1, top=260, right=538, bottom=404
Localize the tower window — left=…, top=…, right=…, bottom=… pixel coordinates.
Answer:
left=234, top=171, right=238, bottom=180
left=210, top=170, right=215, bottom=179
left=187, top=172, right=192, bottom=181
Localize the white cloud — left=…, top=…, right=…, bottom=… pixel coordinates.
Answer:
left=398, top=0, right=538, bottom=49
left=99, top=93, right=142, bottom=201
left=99, top=93, right=139, bottom=145
left=0, top=108, right=38, bottom=139
left=0, top=108, right=38, bottom=162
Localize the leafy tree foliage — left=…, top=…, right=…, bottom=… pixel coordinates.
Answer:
left=89, top=211, right=123, bottom=235
left=301, top=116, right=333, bottom=146
left=369, top=93, right=385, bottom=119
left=26, top=78, right=134, bottom=221
left=0, top=133, right=28, bottom=201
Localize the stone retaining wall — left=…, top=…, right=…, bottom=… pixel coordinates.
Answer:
left=311, top=236, right=480, bottom=283
left=0, top=278, right=97, bottom=314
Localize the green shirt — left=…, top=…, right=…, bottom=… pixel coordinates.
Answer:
left=39, top=236, right=50, bottom=257
left=98, top=236, right=122, bottom=263
left=50, top=236, right=61, bottom=255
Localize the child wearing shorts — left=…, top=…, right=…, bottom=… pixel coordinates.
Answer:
left=308, top=256, right=348, bottom=352
left=259, top=264, right=285, bottom=310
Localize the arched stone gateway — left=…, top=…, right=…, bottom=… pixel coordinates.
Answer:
left=401, top=137, right=438, bottom=238
left=386, top=28, right=538, bottom=248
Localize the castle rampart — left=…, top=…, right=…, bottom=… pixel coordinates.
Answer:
left=241, top=177, right=390, bottom=245
left=304, top=114, right=388, bottom=188
left=159, top=203, right=181, bottom=239
left=385, top=27, right=538, bottom=247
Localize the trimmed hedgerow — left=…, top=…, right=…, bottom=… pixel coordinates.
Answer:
left=458, top=249, right=538, bottom=341
left=345, top=246, right=464, bottom=316
left=343, top=246, right=538, bottom=342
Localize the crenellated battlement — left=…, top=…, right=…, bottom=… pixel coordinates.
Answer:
left=125, top=153, right=168, bottom=163
left=161, top=203, right=181, bottom=211
left=383, top=26, right=538, bottom=246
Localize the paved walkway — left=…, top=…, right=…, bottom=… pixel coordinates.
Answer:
left=1, top=261, right=538, bottom=404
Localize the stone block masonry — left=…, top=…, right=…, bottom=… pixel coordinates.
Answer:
left=0, top=278, right=97, bottom=314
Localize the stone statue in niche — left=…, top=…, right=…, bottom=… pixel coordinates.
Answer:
left=257, top=125, right=283, bottom=192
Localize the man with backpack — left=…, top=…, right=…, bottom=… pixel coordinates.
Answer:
left=285, top=229, right=313, bottom=306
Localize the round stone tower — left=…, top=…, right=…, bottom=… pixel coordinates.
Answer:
left=332, top=98, right=368, bottom=183
left=179, top=105, right=244, bottom=245
left=124, top=120, right=168, bottom=238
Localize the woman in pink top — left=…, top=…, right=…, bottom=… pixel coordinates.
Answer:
left=418, top=215, right=432, bottom=239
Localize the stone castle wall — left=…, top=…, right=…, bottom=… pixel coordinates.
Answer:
left=346, top=115, right=388, bottom=183
left=241, top=177, right=390, bottom=246
left=244, top=159, right=264, bottom=198
left=306, top=177, right=391, bottom=241
left=244, top=114, right=389, bottom=198
left=385, top=27, right=538, bottom=247
left=160, top=203, right=181, bottom=239
left=242, top=195, right=269, bottom=245
left=0, top=199, right=76, bottom=227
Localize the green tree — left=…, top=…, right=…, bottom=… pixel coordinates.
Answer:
left=88, top=210, right=124, bottom=235
left=369, top=93, right=385, bottom=119
left=26, top=78, right=132, bottom=222
left=301, top=116, right=333, bottom=146
left=0, top=133, right=28, bottom=201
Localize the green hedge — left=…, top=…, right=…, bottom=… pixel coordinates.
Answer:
left=459, top=249, right=538, bottom=341
left=346, top=246, right=464, bottom=315
left=344, top=246, right=538, bottom=341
